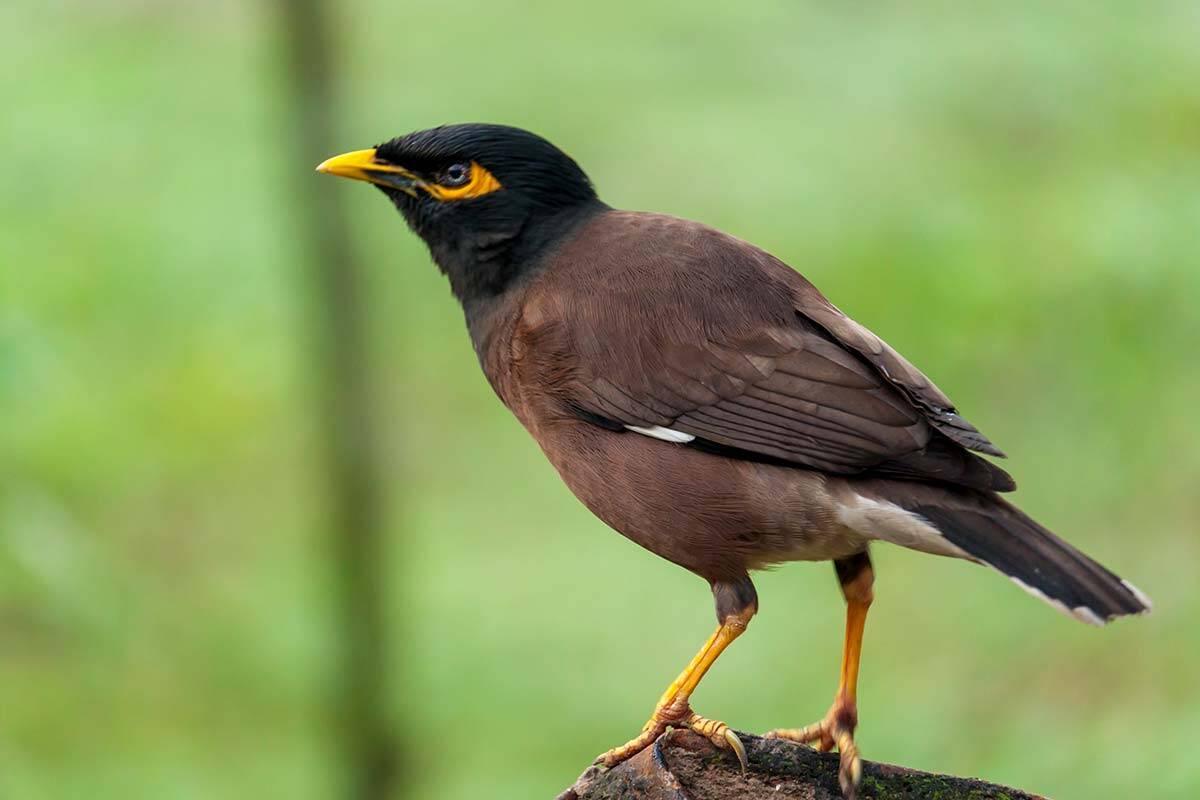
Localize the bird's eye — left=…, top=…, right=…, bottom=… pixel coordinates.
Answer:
left=442, top=163, right=471, bottom=187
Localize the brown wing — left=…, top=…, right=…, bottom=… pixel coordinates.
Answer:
left=523, top=211, right=1013, bottom=492
left=789, top=279, right=1006, bottom=458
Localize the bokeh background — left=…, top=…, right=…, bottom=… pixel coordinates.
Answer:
left=3, top=1, right=1198, bottom=798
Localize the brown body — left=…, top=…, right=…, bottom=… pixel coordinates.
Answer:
left=318, top=125, right=1150, bottom=798
left=473, top=210, right=984, bottom=583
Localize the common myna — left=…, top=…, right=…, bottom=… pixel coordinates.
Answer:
left=318, top=124, right=1151, bottom=797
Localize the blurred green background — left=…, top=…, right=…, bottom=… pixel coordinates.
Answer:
left=3, top=1, right=1198, bottom=798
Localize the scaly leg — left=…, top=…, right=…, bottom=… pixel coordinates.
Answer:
left=599, top=577, right=757, bottom=771
left=766, top=551, right=874, bottom=799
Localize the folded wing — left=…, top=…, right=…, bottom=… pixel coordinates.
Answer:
left=526, top=212, right=1013, bottom=492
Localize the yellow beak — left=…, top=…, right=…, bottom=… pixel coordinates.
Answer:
left=315, top=148, right=422, bottom=195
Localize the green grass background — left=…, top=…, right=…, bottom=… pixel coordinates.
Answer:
left=2, top=1, right=1198, bottom=798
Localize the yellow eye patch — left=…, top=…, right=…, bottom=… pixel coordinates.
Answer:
left=424, top=162, right=503, bottom=201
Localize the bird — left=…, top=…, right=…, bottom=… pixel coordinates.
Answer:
left=317, top=123, right=1151, bottom=798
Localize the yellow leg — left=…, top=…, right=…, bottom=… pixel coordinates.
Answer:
left=600, top=603, right=754, bottom=769
left=767, top=553, right=874, bottom=799
left=838, top=593, right=870, bottom=708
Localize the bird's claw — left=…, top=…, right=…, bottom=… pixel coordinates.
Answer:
left=599, top=697, right=746, bottom=772
left=723, top=727, right=748, bottom=772
left=765, top=704, right=861, bottom=799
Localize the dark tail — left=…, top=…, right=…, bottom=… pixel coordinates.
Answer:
left=869, top=483, right=1152, bottom=625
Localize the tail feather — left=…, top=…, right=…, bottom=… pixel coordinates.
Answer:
left=854, top=482, right=1152, bottom=625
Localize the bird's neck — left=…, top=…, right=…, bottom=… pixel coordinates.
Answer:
left=435, top=200, right=607, bottom=320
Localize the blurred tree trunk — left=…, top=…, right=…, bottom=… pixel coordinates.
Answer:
left=558, top=731, right=1044, bottom=800
left=276, top=1, right=397, bottom=798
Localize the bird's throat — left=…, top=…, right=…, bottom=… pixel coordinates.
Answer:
left=435, top=200, right=608, bottom=313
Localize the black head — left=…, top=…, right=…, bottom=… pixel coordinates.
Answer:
left=317, top=123, right=603, bottom=306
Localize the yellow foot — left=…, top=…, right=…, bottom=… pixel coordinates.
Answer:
left=765, top=702, right=861, bottom=799
left=598, top=696, right=747, bottom=771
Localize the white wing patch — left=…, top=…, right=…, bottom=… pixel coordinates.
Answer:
left=625, top=425, right=696, bottom=444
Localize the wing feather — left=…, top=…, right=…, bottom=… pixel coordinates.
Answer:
left=517, top=211, right=1013, bottom=491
